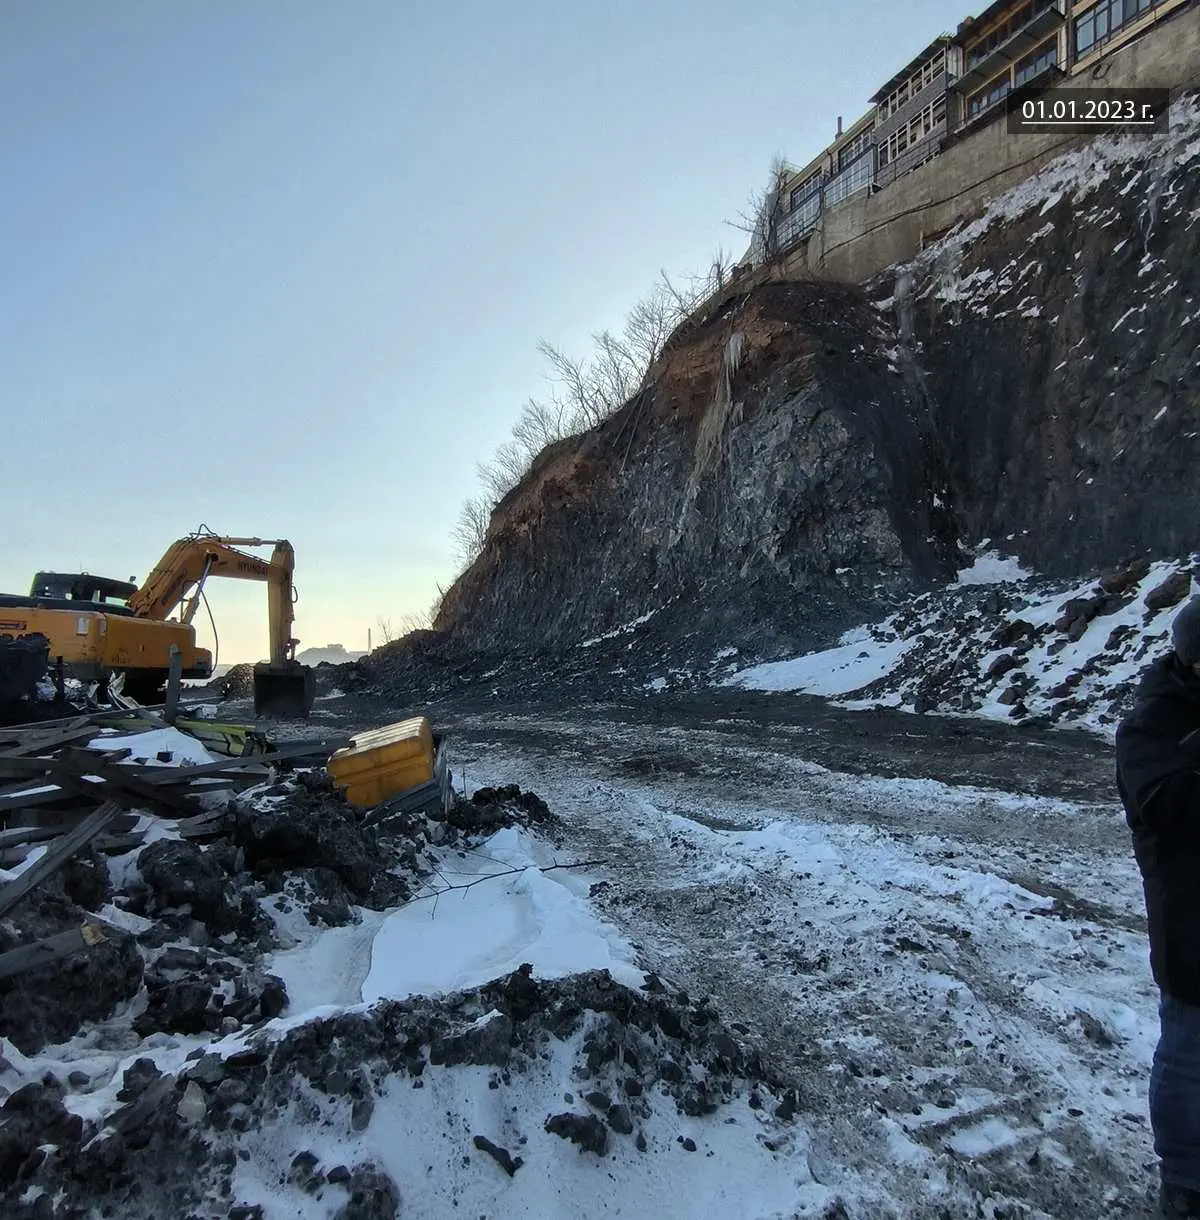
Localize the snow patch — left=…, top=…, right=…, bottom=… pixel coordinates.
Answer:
left=363, top=828, right=643, bottom=1001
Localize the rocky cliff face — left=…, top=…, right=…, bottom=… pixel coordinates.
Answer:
left=433, top=96, right=1200, bottom=670
left=437, top=281, right=959, bottom=658
left=895, top=96, right=1200, bottom=579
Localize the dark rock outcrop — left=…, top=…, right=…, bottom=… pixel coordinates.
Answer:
left=437, top=281, right=958, bottom=660
left=898, top=111, right=1200, bottom=582
left=233, top=780, right=406, bottom=910
left=415, top=108, right=1200, bottom=675
left=0, top=889, right=143, bottom=1055
left=1, top=968, right=792, bottom=1219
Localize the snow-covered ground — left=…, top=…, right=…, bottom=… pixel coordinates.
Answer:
left=1, top=676, right=1159, bottom=1217
left=448, top=709, right=1158, bottom=1218
left=2, top=802, right=838, bottom=1218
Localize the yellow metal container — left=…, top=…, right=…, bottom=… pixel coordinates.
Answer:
left=326, top=717, right=436, bottom=808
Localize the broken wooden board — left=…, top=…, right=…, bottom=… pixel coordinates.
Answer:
left=0, top=801, right=121, bottom=919
left=0, top=922, right=108, bottom=981
left=172, top=807, right=229, bottom=839
left=0, top=710, right=152, bottom=742
left=0, top=722, right=103, bottom=760
left=0, top=782, right=78, bottom=815
left=48, top=766, right=200, bottom=820
left=0, top=823, right=65, bottom=850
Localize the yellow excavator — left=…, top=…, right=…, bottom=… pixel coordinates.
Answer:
left=0, top=529, right=314, bottom=717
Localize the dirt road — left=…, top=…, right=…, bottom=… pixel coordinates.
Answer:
left=293, top=689, right=1156, bottom=1217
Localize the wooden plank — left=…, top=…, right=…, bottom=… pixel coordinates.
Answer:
left=0, top=824, right=62, bottom=850
left=107, top=754, right=273, bottom=785
left=49, top=768, right=197, bottom=819
left=74, top=737, right=344, bottom=786
left=0, top=802, right=121, bottom=919
left=0, top=747, right=130, bottom=781
left=0, top=758, right=59, bottom=781
left=143, top=765, right=271, bottom=786
left=175, top=814, right=227, bottom=834
left=265, top=737, right=352, bottom=765
left=0, top=709, right=145, bottom=739
left=93, top=831, right=147, bottom=854
left=0, top=716, right=91, bottom=748
left=0, top=783, right=77, bottom=814
left=163, top=645, right=182, bottom=725
left=89, top=763, right=199, bottom=813
left=51, top=752, right=200, bottom=816
left=0, top=924, right=106, bottom=981
left=2, top=722, right=99, bottom=759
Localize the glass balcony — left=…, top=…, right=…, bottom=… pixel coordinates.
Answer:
left=950, top=0, right=1066, bottom=93
left=777, top=194, right=822, bottom=249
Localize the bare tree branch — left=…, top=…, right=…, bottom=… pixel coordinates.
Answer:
left=449, top=238, right=760, bottom=574
left=409, top=857, right=610, bottom=917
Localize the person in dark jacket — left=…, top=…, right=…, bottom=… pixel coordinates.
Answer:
left=1117, top=594, right=1200, bottom=1217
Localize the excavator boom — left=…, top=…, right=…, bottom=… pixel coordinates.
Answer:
left=127, top=531, right=313, bottom=718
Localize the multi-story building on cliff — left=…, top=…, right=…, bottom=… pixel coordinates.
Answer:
left=766, top=0, right=1196, bottom=260
left=872, top=35, right=958, bottom=189
left=951, top=0, right=1068, bottom=134
left=776, top=112, right=876, bottom=249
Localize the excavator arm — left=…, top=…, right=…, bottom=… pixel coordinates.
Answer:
left=127, top=532, right=311, bottom=716
left=128, top=535, right=298, bottom=665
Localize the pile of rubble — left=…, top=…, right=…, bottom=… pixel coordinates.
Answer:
left=0, top=762, right=819, bottom=1219
left=1, top=965, right=803, bottom=1219
left=858, top=557, right=1193, bottom=728
left=1, top=763, right=557, bottom=1055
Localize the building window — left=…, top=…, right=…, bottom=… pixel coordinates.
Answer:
left=1014, top=36, right=1058, bottom=84
left=880, top=96, right=947, bottom=168
left=837, top=127, right=873, bottom=171
left=967, top=0, right=1059, bottom=69
left=967, top=71, right=1011, bottom=118
left=789, top=173, right=822, bottom=212
left=1076, top=0, right=1156, bottom=57
left=778, top=189, right=823, bottom=246
left=880, top=47, right=947, bottom=118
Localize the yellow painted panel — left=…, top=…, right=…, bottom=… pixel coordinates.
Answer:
left=327, top=717, right=435, bottom=808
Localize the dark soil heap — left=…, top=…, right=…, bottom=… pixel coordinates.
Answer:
left=1, top=967, right=798, bottom=1220
left=0, top=776, right=553, bottom=1056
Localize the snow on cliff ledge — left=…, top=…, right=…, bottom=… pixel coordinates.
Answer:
left=727, top=553, right=1196, bottom=738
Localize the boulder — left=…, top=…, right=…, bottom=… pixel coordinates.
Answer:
left=138, top=840, right=244, bottom=935
left=984, top=653, right=1019, bottom=681
left=1100, top=557, right=1151, bottom=594
left=1146, top=571, right=1193, bottom=611
left=234, top=797, right=403, bottom=910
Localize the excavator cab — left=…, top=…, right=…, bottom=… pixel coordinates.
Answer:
left=253, top=661, right=315, bottom=719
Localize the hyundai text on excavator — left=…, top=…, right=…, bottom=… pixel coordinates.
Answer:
left=0, top=530, right=315, bottom=718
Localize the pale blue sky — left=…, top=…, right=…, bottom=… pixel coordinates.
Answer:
left=2, top=0, right=967, bottom=662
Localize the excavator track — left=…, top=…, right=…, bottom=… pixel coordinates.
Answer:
left=0, top=633, right=50, bottom=712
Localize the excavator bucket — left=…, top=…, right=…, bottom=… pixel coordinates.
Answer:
left=252, top=662, right=315, bottom=719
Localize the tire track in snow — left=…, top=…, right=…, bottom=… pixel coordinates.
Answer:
left=451, top=724, right=1159, bottom=1219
